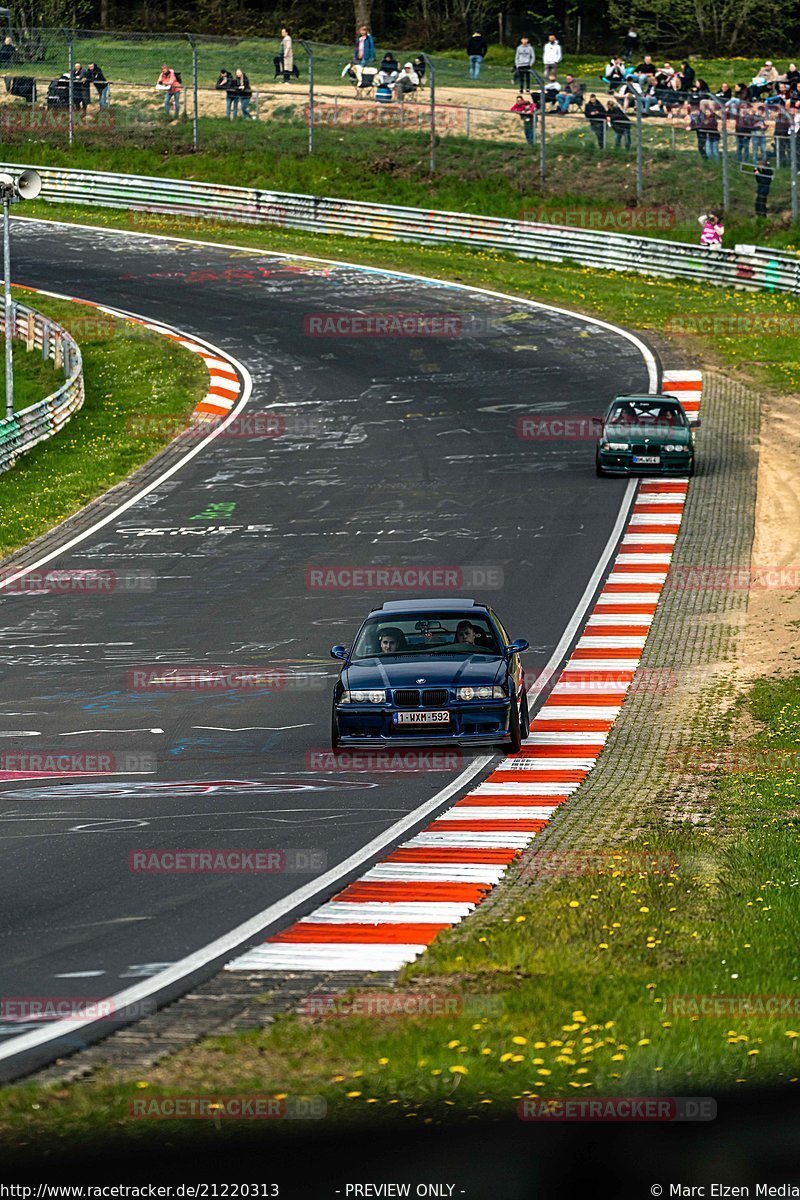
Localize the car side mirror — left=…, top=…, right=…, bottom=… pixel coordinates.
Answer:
left=506, top=639, right=530, bottom=656
left=330, top=644, right=348, bottom=660
left=693, top=419, right=702, bottom=428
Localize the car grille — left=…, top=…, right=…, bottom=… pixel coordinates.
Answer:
left=393, top=688, right=450, bottom=708
left=631, top=443, right=660, bottom=455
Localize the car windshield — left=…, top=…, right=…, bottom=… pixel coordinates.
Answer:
left=607, top=401, right=687, bottom=429
left=351, top=613, right=501, bottom=658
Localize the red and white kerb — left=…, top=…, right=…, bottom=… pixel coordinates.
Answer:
left=224, top=379, right=699, bottom=974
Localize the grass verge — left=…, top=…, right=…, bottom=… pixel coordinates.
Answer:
left=0, top=341, right=61, bottom=413
left=2, top=118, right=799, bottom=243
left=0, top=288, right=208, bottom=558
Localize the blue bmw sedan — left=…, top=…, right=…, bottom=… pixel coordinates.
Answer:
left=330, top=599, right=530, bottom=752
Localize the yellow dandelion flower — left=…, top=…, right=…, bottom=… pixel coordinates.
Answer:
left=449, top=1065, right=469, bottom=1075
left=512, top=1036, right=528, bottom=1045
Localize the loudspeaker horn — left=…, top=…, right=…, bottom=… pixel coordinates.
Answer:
left=17, top=169, right=42, bottom=200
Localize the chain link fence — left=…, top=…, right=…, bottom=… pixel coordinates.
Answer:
left=0, top=27, right=797, bottom=221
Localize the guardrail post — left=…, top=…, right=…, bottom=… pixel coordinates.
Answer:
left=301, top=41, right=314, bottom=155
left=635, top=95, right=643, bottom=199
left=186, top=34, right=199, bottom=150
left=66, top=29, right=74, bottom=149
left=791, top=131, right=798, bottom=222
left=422, top=53, right=435, bottom=174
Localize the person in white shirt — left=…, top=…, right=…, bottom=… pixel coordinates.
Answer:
left=542, top=34, right=562, bottom=71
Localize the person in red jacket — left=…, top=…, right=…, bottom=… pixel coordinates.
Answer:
left=157, top=63, right=181, bottom=118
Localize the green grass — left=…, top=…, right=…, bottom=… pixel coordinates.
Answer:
left=0, top=341, right=62, bottom=412
left=0, top=289, right=208, bottom=558
left=3, top=117, right=799, bottom=241
left=0, top=673, right=797, bottom=1140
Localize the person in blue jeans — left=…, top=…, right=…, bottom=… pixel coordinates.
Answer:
left=607, top=101, right=631, bottom=148
left=216, top=68, right=238, bottom=119
left=158, top=64, right=181, bottom=117
left=555, top=74, right=582, bottom=112
left=467, top=31, right=487, bottom=80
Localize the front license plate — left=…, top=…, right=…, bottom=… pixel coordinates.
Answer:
left=633, top=455, right=660, bottom=464
left=393, top=711, right=450, bottom=725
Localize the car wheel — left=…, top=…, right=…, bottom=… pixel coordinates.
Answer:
left=595, top=455, right=606, bottom=478
left=331, top=709, right=340, bottom=750
left=507, top=694, right=522, bottom=754
left=687, top=458, right=695, bottom=478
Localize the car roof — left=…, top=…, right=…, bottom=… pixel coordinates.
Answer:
left=370, top=598, right=482, bottom=615
left=611, top=394, right=683, bottom=405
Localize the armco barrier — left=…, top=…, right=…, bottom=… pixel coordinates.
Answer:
left=5, top=162, right=799, bottom=296
left=0, top=301, right=84, bottom=475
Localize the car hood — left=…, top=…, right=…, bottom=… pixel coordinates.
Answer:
left=604, top=423, right=691, bottom=445
left=344, top=655, right=505, bottom=689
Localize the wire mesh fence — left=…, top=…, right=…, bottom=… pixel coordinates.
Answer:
left=0, top=26, right=796, bottom=221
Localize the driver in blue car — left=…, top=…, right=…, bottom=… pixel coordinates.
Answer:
left=378, top=627, right=406, bottom=654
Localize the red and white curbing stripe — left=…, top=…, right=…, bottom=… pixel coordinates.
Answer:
left=225, top=378, right=698, bottom=973
left=21, top=288, right=243, bottom=422
left=662, top=369, right=701, bottom=425
left=118, top=317, right=243, bottom=420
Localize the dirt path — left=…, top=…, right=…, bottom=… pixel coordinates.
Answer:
left=741, top=392, right=800, bottom=676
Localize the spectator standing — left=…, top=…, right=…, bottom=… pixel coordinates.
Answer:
left=510, top=93, right=536, bottom=145
left=467, top=31, right=487, bottom=80
left=774, top=103, right=791, bottom=166
left=354, top=25, right=375, bottom=68
left=0, top=35, right=16, bottom=66
left=157, top=63, right=181, bottom=117
left=623, top=26, right=638, bottom=63
left=607, top=100, right=631, bottom=148
left=735, top=101, right=754, bottom=161
left=86, top=62, right=109, bottom=110
left=687, top=102, right=706, bottom=157
left=700, top=102, right=720, bottom=159
left=750, top=104, right=768, bottom=159
left=280, top=28, right=293, bottom=83
left=235, top=68, right=253, bottom=118
left=584, top=93, right=606, bottom=146
left=698, top=211, right=724, bottom=248
left=73, top=62, right=89, bottom=110
left=515, top=36, right=534, bottom=92
left=542, top=34, right=562, bottom=73
left=754, top=159, right=774, bottom=217
left=679, top=61, right=695, bottom=92
left=216, top=68, right=238, bottom=118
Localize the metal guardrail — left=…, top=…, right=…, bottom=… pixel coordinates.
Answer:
left=0, top=300, right=84, bottom=475
left=6, top=162, right=798, bottom=297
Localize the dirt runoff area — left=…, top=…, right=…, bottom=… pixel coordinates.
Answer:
left=741, top=391, right=800, bottom=677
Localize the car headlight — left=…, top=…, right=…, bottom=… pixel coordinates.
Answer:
left=662, top=444, right=688, bottom=452
left=340, top=689, right=386, bottom=704
left=457, top=685, right=506, bottom=700
left=600, top=441, right=628, bottom=451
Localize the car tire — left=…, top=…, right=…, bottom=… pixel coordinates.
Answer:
left=687, top=458, right=695, bottom=478
left=520, top=692, right=531, bottom=739
left=507, top=695, right=522, bottom=754
left=595, top=455, right=606, bottom=477
left=331, top=709, right=340, bottom=750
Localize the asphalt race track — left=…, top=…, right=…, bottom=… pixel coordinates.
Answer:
left=0, top=220, right=654, bottom=1075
